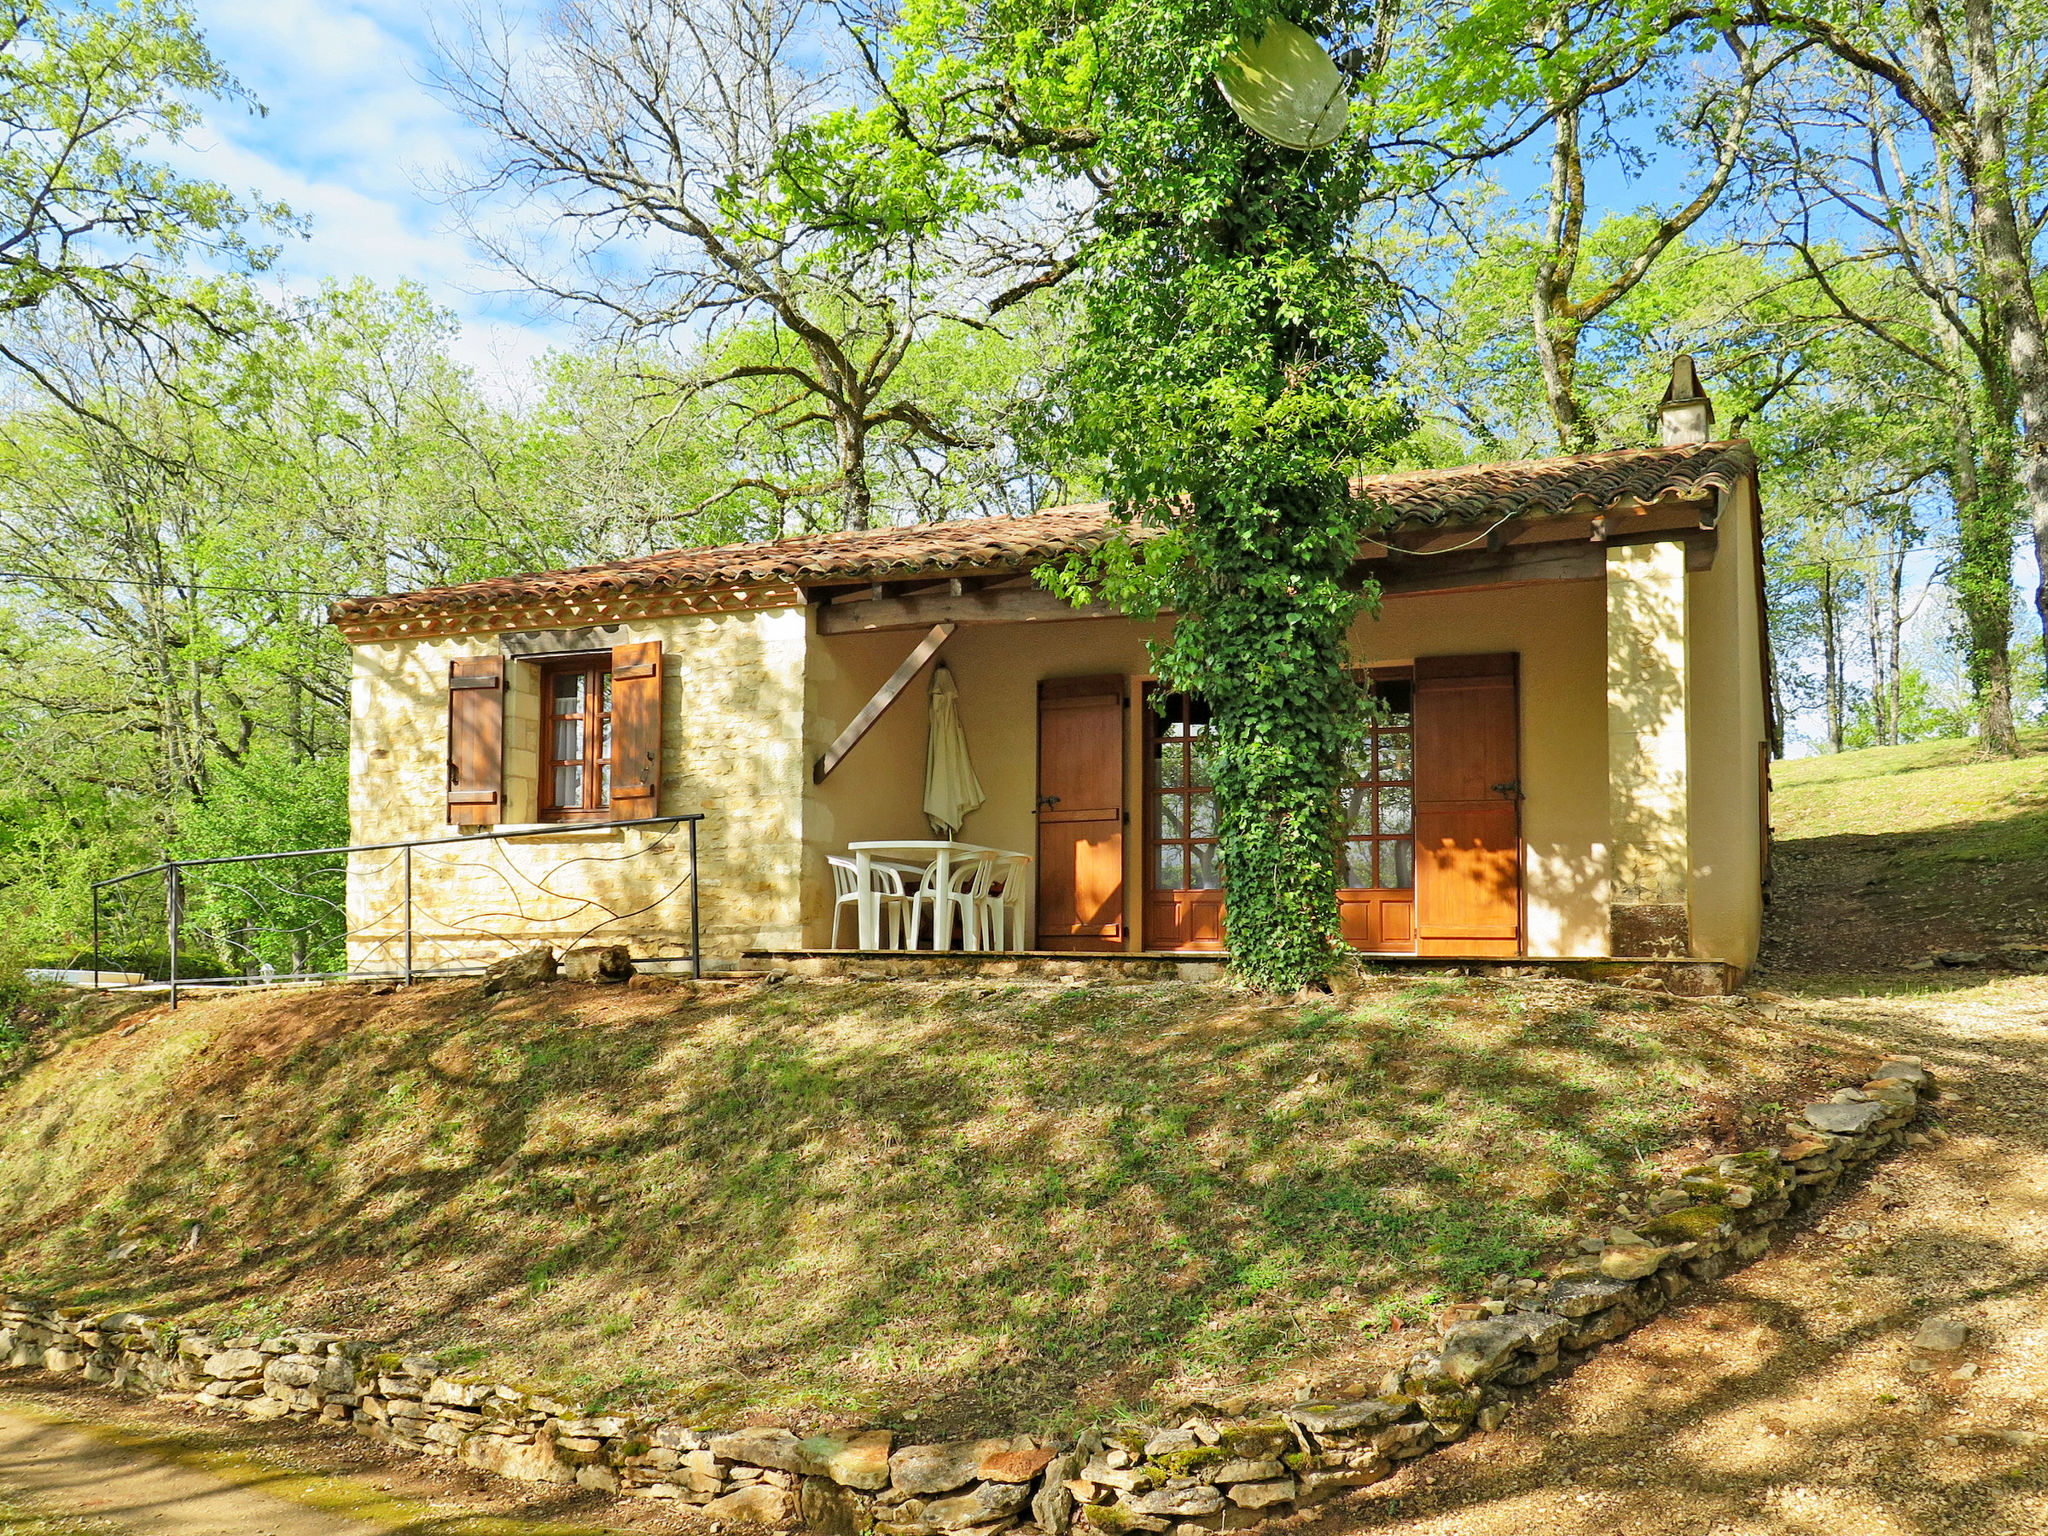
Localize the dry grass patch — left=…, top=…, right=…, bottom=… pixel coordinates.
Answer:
left=1762, top=728, right=2048, bottom=976
left=0, top=973, right=1878, bottom=1436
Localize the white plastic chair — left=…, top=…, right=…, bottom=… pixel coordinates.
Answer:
left=829, top=856, right=911, bottom=950
left=980, top=854, right=1031, bottom=951
left=911, top=852, right=1000, bottom=951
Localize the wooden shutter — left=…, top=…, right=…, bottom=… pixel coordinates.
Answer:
left=609, top=640, right=664, bottom=819
left=446, top=655, right=504, bottom=826
left=1037, top=675, right=1126, bottom=950
left=1412, top=653, right=1521, bottom=955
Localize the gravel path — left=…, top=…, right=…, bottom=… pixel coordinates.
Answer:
left=1301, top=975, right=2048, bottom=1536
left=0, top=1404, right=393, bottom=1534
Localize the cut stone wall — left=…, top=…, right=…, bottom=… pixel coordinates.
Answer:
left=0, top=1059, right=1933, bottom=1533
left=344, top=606, right=809, bottom=973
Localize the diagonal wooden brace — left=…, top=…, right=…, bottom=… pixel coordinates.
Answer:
left=811, top=622, right=956, bottom=784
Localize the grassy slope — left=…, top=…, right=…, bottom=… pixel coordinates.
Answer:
left=0, top=975, right=1876, bottom=1437
left=1762, top=727, right=2048, bottom=975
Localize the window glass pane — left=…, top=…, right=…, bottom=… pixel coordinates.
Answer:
left=554, top=764, right=583, bottom=808
left=1379, top=785, right=1413, bottom=835
left=1190, top=842, right=1220, bottom=890
left=1342, top=735, right=1374, bottom=782
left=1154, top=693, right=1186, bottom=739
left=1381, top=839, right=1415, bottom=890
left=1186, top=695, right=1213, bottom=733
left=601, top=716, right=612, bottom=761
left=1154, top=842, right=1184, bottom=890
left=600, top=671, right=612, bottom=710
left=554, top=718, right=584, bottom=762
left=1190, top=734, right=1220, bottom=788
left=553, top=671, right=585, bottom=709
left=1342, top=840, right=1376, bottom=889
left=1155, top=744, right=1186, bottom=789
left=1374, top=679, right=1413, bottom=722
left=1340, top=783, right=1371, bottom=838
left=1377, top=737, right=1412, bottom=782
left=1155, top=795, right=1185, bottom=840
left=1190, top=791, right=1216, bottom=838
left=598, top=762, right=611, bottom=807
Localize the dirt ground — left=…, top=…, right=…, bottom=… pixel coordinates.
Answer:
left=1284, top=974, right=2048, bottom=1536
left=0, top=1385, right=689, bottom=1535
left=0, top=1404, right=396, bottom=1534
left=7, top=975, right=2043, bottom=1536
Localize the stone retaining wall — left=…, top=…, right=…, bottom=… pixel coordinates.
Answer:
left=0, top=1057, right=1935, bottom=1534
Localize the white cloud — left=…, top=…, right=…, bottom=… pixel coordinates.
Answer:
left=179, top=0, right=564, bottom=392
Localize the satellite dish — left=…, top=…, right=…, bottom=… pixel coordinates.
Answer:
left=1217, top=19, right=1350, bottom=151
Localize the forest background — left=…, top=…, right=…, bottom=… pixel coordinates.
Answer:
left=0, top=0, right=2043, bottom=969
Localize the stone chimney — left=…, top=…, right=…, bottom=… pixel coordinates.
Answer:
left=1657, top=354, right=1715, bottom=446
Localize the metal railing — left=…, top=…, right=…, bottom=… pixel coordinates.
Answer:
left=90, top=815, right=703, bottom=1008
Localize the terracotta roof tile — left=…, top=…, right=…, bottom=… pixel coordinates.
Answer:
left=1353, top=439, right=1753, bottom=526
left=331, top=439, right=1753, bottom=628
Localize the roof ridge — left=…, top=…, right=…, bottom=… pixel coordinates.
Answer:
left=332, top=440, right=1755, bottom=630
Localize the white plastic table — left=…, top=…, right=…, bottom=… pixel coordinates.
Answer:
left=846, top=839, right=1025, bottom=952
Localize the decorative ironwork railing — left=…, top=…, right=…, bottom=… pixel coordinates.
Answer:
left=90, top=815, right=703, bottom=1008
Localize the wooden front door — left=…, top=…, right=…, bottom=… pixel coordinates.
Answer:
left=1413, top=653, right=1522, bottom=956
left=1036, top=676, right=1126, bottom=950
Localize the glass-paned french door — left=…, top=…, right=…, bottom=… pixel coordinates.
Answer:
left=1143, top=672, right=1420, bottom=953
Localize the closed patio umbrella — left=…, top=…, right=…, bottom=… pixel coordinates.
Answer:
left=924, top=663, right=985, bottom=837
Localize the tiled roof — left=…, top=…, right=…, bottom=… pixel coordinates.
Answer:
left=330, top=439, right=1753, bottom=628
left=1355, top=439, right=1753, bottom=527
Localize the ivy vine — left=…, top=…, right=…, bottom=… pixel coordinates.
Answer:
left=1043, top=1, right=1412, bottom=990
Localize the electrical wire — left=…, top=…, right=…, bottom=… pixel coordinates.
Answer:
left=1373, top=509, right=1524, bottom=557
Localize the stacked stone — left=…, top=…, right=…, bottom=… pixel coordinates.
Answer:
left=1050, top=1420, right=1297, bottom=1533
left=1065, top=1056, right=1936, bottom=1534
left=0, top=1295, right=57, bottom=1371
left=0, top=1057, right=1935, bottom=1536
left=0, top=1302, right=154, bottom=1387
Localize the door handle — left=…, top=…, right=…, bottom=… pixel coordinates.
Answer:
left=1036, top=795, right=1062, bottom=811
left=1491, top=780, right=1522, bottom=800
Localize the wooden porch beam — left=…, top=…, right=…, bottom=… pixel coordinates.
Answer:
left=1354, top=526, right=1718, bottom=596
left=1360, top=495, right=1714, bottom=559
left=811, top=509, right=1720, bottom=630
left=816, top=580, right=1121, bottom=634
left=811, top=622, right=956, bottom=784
left=1360, top=541, right=1604, bottom=594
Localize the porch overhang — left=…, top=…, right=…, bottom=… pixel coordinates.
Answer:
left=808, top=493, right=1724, bottom=634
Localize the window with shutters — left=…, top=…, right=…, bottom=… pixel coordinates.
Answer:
left=541, top=658, right=613, bottom=820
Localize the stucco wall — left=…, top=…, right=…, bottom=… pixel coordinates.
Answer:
left=1606, top=540, right=1693, bottom=956
left=344, top=607, right=807, bottom=972
left=1354, top=579, right=1612, bottom=958
left=803, top=577, right=1615, bottom=958
left=804, top=615, right=1165, bottom=949
left=1684, top=479, right=1768, bottom=969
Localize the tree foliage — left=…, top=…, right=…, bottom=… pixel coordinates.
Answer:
left=434, top=0, right=1067, bottom=531
left=0, top=0, right=296, bottom=414
left=829, top=0, right=1413, bottom=988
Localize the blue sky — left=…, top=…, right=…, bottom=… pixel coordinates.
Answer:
left=181, top=0, right=567, bottom=387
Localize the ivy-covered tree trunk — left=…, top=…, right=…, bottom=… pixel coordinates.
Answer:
left=1049, top=5, right=1411, bottom=991
left=1155, top=479, right=1378, bottom=989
